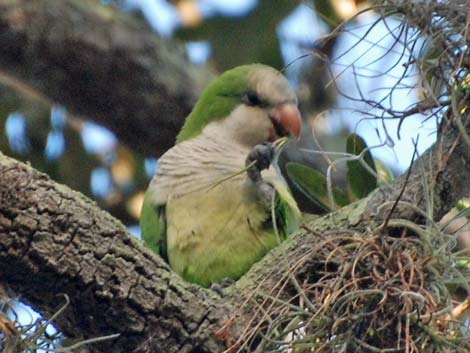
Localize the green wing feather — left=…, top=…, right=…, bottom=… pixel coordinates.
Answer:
left=140, top=192, right=167, bottom=261
left=271, top=179, right=301, bottom=241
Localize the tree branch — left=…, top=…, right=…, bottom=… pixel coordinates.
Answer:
left=0, top=0, right=213, bottom=156
left=0, top=152, right=228, bottom=353
left=2, top=1, right=470, bottom=351
left=2, top=113, right=469, bottom=352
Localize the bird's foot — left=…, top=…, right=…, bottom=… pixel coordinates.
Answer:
left=210, top=277, right=235, bottom=296
left=245, top=142, right=275, bottom=183
left=246, top=143, right=276, bottom=207
left=255, top=181, right=275, bottom=208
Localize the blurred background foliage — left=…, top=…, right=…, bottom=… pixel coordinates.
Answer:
left=0, top=0, right=434, bottom=233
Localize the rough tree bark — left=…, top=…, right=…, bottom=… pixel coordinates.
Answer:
left=1, top=114, right=469, bottom=352
left=0, top=152, right=230, bottom=353
left=0, top=0, right=213, bottom=157
left=1, top=0, right=470, bottom=352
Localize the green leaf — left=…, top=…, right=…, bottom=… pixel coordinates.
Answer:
left=346, top=134, right=378, bottom=200
left=286, top=162, right=348, bottom=211
left=374, top=159, right=394, bottom=185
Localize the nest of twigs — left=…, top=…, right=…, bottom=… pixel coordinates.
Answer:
left=227, top=1, right=470, bottom=350
left=237, top=221, right=470, bottom=353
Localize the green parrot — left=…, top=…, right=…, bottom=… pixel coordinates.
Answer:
left=140, top=64, right=301, bottom=287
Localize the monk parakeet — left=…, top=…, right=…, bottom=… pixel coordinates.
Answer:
left=140, top=64, right=301, bottom=287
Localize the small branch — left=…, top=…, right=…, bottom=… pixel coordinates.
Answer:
left=365, top=118, right=470, bottom=225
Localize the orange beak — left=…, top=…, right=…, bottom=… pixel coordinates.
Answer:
left=269, top=103, right=302, bottom=140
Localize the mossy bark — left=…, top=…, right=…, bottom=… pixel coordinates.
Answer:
left=1, top=113, right=469, bottom=351
left=0, top=152, right=229, bottom=353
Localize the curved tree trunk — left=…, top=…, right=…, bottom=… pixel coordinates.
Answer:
left=0, top=152, right=229, bottom=353
left=1, top=110, right=469, bottom=351
left=1, top=0, right=470, bottom=352
left=0, top=0, right=213, bottom=157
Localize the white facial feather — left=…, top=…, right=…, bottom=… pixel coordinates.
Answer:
left=202, top=105, right=272, bottom=146
left=201, top=67, right=297, bottom=146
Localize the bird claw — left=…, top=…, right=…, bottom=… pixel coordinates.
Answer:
left=245, top=142, right=275, bottom=183
left=246, top=143, right=276, bottom=207
left=256, top=182, right=275, bottom=208
left=210, top=277, right=235, bottom=296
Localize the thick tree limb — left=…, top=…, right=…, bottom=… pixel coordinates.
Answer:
left=0, top=0, right=212, bottom=156
left=0, top=149, right=360, bottom=353
left=2, top=0, right=470, bottom=351
left=0, top=152, right=228, bottom=353
left=1, top=115, right=469, bottom=352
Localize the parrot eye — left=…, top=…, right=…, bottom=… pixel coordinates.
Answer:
left=243, top=91, right=262, bottom=107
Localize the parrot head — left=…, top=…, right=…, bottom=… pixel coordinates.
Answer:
left=176, top=64, right=301, bottom=146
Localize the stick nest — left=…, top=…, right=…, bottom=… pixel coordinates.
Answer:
left=239, top=223, right=470, bottom=353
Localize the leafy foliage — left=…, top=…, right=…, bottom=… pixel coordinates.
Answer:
left=286, top=161, right=348, bottom=211
left=287, top=133, right=385, bottom=212
left=346, top=133, right=377, bottom=201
